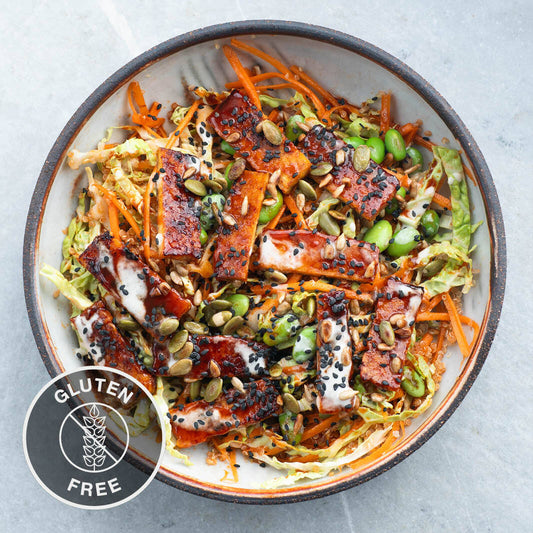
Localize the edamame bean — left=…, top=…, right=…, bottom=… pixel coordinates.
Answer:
left=365, top=136, right=385, bottom=164
left=226, top=293, right=250, bottom=317
left=363, top=220, right=393, bottom=252
left=387, top=226, right=421, bottom=257
left=200, top=193, right=226, bottom=229
left=406, top=147, right=424, bottom=169
left=292, top=326, right=317, bottom=363
left=385, top=186, right=407, bottom=215
left=279, top=411, right=303, bottom=445
left=200, top=228, right=208, bottom=245
left=319, top=212, right=341, bottom=236
left=285, top=114, right=304, bottom=141
left=221, top=140, right=236, bottom=155
left=384, top=128, right=407, bottom=161
left=345, top=136, right=366, bottom=149
left=419, top=209, right=440, bottom=238
left=401, top=368, right=425, bottom=397
left=263, top=313, right=301, bottom=346
left=259, top=189, right=283, bottom=224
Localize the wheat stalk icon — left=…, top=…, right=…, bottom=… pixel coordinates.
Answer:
left=81, top=404, right=107, bottom=470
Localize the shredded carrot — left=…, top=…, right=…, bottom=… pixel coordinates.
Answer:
left=93, top=182, right=142, bottom=239
left=166, top=99, right=201, bottom=149
left=414, top=134, right=435, bottom=151
left=380, top=92, right=391, bottom=133
left=267, top=108, right=280, bottom=121
left=432, top=192, right=452, bottom=210
left=284, top=194, right=309, bottom=230
left=463, top=164, right=477, bottom=185
left=287, top=273, right=302, bottom=284
left=385, top=167, right=411, bottom=189
left=127, top=82, right=164, bottom=129
left=416, top=311, right=480, bottom=342
left=225, top=71, right=288, bottom=89
left=142, top=169, right=156, bottom=261
left=301, top=412, right=343, bottom=442
left=420, top=332, right=434, bottom=347
left=107, top=202, right=121, bottom=242
left=285, top=453, right=320, bottom=463
left=350, top=424, right=398, bottom=469
left=230, top=38, right=292, bottom=76
left=222, top=45, right=261, bottom=110
left=436, top=324, right=446, bottom=355
left=289, top=65, right=338, bottom=107
left=399, top=122, right=419, bottom=146
left=256, top=83, right=294, bottom=92
left=442, top=292, right=470, bottom=358
left=265, top=205, right=286, bottom=230
left=283, top=364, right=310, bottom=375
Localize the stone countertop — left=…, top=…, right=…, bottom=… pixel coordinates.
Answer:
left=1, top=1, right=531, bottom=532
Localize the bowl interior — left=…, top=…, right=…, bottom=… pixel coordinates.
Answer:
left=30, top=29, right=496, bottom=501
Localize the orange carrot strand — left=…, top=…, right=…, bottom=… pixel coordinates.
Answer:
left=222, top=45, right=261, bottom=110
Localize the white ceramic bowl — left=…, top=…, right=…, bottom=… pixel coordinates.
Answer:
left=24, top=21, right=506, bottom=503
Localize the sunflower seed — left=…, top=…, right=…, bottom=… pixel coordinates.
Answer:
left=323, top=243, right=336, bottom=260
left=168, top=330, right=189, bottom=354
left=310, top=162, right=333, bottom=177
left=395, top=327, right=411, bottom=338
left=203, top=378, right=223, bottom=402
left=377, top=342, right=394, bottom=351
left=183, top=166, right=197, bottom=180
left=349, top=299, right=360, bottom=314
left=297, top=180, right=317, bottom=200
left=255, top=121, right=263, bottom=133
left=293, top=413, right=304, bottom=433
left=319, top=320, right=333, bottom=343
left=339, top=389, right=357, bottom=401
left=222, top=315, right=245, bottom=335
left=225, top=132, right=240, bottom=143
left=351, top=328, right=360, bottom=345
left=269, top=169, right=281, bottom=186
left=379, top=320, right=395, bottom=346
left=390, top=356, right=402, bottom=373
left=262, top=197, right=277, bottom=206
left=335, top=149, right=346, bottom=166
left=193, top=289, right=203, bottom=307
left=231, top=376, right=246, bottom=394
left=262, top=120, right=283, bottom=145
left=209, top=360, right=221, bottom=378
left=331, top=184, right=345, bottom=198
left=222, top=213, right=237, bottom=226
left=341, top=347, right=352, bottom=367
left=335, top=233, right=347, bottom=252
left=159, top=317, right=180, bottom=336
left=370, top=392, right=384, bottom=403
left=228, top=157, right=246, bottom=180
left=240, top=196, right=249, bottom=216
left=318, top=173, right=333, bottom=188
left=364, top=261, right=376, bottom=278
left=329, top=209, right=347, bottom=221
left=353, top=144, right=371, bottom=172
left=169, top=358, right=192, bottom=376
left=296, top=193, right=306, bottom=211
left=283, top=393, right=300, bottom=414
left=184, top=179, right=207, bottom=196
left=390, top=313, right=407, bottom=328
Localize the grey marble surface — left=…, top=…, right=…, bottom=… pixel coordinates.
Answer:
left=1, top=1, right=532, bottom=531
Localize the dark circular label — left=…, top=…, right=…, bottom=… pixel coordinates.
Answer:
left=23, top=367, right=165, bottom=509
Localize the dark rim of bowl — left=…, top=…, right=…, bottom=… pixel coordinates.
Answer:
left=23, top=20, right=506, bottom=505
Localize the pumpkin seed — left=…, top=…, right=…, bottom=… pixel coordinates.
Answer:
left=306, top=296, right=316, bottom=317
left=310, top=162, right=333, bottom=177
left=298, top=180, right=317, bottom=200
left=159, top=317, right=180, bottom=336
left=189, top=381, right=201, bottom=400
left=183, top=321, right=209, bottom=335
left=353, top=144, right=371, bottom=172
left=228, top=157, right=246, bottom=180
left=269, top=363, right=282, bottom=377
left=184, top=179, right=207, bottom=197
left=379, top=320, right=395, bottom=346
left=169, top=358, right=193, bottom=376
left=203, top=179, right=223, bottom=193
left=262, top=120, right=283, bottom=145
left=265, top=270, right=288, bottom=283
left=117, top=317, right=139, bottom=331
left=203, top=378, right=223, bottom=402
left=142, top=354, right=154, bottom=367
left=175, top=341, right=194, bottom=360
left=319, top=212, right=341, bottom=236
left=168, top=330, right=189, bottom=353
left=208, top=299, right=233, bottom=311
left=210, top=310, right=233, bottom=328
left=222, top=315, right=245, bottom=335
left=282, top=392, right=300, bottom=414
